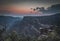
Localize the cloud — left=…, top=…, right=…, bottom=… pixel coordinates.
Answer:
left=32, top=4, right=60, bottom=14
left=0, top=0, right=60, bottom=5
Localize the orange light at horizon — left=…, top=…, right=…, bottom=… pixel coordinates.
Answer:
left=11, top=7, right=37, bottom=14
left=0, top=6, right=36, bottom=14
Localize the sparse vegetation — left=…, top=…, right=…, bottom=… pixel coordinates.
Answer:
left=0, top=24, right=60, bottom=41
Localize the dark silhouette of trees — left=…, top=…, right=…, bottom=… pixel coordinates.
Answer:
left=0, top=24, right=60, bottom=41
left=0, top=24, right=7, bottom=41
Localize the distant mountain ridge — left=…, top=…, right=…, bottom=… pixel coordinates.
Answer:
left=0, top=13, right=60, bottom=37
left=0, top=16, right=23, bottom=31
left=23, top=13, right=60, bottom=25
left=11, top=13, right=60, bottom=36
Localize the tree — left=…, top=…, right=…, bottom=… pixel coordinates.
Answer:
left=0, top=25, right=7, bottom=41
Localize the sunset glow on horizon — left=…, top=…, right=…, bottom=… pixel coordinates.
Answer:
left=9, top=7, right=36, bottom=14
left=0, top=5, right=37, bottom=14
left=0, top=0, right=60, bottom=16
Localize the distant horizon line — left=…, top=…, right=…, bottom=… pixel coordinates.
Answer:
left=0, top=13, right=57, bottom=17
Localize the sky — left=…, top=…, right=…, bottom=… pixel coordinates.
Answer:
left=0, top=0, right=60, bottom=16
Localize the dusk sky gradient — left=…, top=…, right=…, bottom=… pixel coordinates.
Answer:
left=0, top=0, right=60, bottom=16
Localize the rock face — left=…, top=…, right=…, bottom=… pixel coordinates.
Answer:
left=9, top=13, right=60, bottom=37
left=0, top=16, right=23, bottom=31
left=0, top=13, right=60, bottom=37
